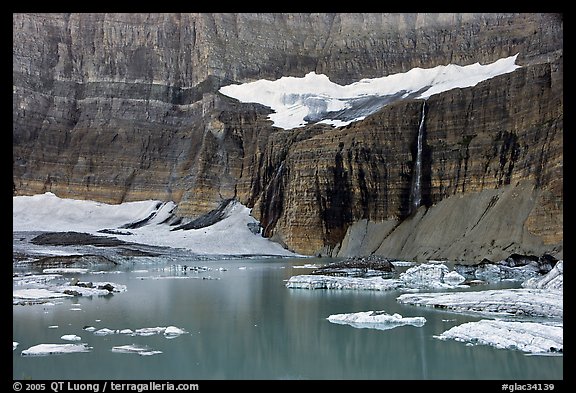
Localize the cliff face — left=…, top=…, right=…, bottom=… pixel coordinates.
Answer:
left=13, top=13, right=563, bottom=260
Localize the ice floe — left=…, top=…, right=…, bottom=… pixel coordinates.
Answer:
left=13, top=279, right=127, bottom=305
left=434, top=319, right=563, bottom=354
left=396, top=288, right=563, bottom=319
left=21, top=343, right=92, bottom=356
left=13, top=288, right=73, bottom=303
left=327, top=311, right=426, bottom=330
left=93, top=328, right=116, bottom=336
left=61, top=334, right=82, bottom=341
left=111, top=344, right=162, bottom=356
left=91, top=326, right=188, bottom=338
left=286, top=275, right=403, bottom=291
left=13, top=273, right=63, bottom=286
left=58, top=281, right=127, bottom=296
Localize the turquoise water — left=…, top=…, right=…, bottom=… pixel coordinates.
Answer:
left=13, top=257, right=563, bottom=380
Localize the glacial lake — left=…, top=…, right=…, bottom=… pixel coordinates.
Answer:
left=13, top=257, right=563, bottom=380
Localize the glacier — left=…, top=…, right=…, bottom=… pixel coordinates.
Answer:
left=13, top=192, right=296, bottom=257
left=219, top=54, right=520, bottom=130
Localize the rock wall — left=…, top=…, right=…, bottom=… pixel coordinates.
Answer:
left=13, top=13, right=563, bottom=260
left=250, top=60, right=562, bottom=259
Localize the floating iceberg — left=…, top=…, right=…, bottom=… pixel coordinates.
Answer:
left=13, top=280, right=127, bottom=305
left=13, top=288, right=73, bottom=304
left=164, top=326, right=188, bottom=338
left=60, top=335, right=81, bottom=341
left=434, top=319, right=563, bottom=354
left=21, top=343, right=92, bottom=356
left=399, top=263, right=466, bottom=289
left=13, top=274, right=63, bottom=286
left=93, top=328, right=117, bottom=336
left=111, top=344, right=162, bottom=356
left=396, top=288, right=563, bottom=319
left=286, top=262, right=466, bottom=291
left=285, top=275, right=403, bottom=291
left=92, top=326, right=187, bottom=338
left=327, top=311, right=426, bottom=330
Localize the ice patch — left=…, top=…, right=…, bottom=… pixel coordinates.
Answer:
left=286, top=275, right=403, bottom=291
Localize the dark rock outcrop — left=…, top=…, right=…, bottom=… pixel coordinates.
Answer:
left=13, top=13, right=563, bottom=260
left=311, top=255, right=395, bottom=277
left=32, top=254, right=118, bottom=269
left=30, top=231, right=127, bottom=247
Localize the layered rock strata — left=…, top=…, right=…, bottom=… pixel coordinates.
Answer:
left=13, top=13, right=563, bottom=260
left=253, top=60, right=562, bottom=258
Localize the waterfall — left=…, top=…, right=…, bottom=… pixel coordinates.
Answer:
left=410, top=101, right=426, bottom=213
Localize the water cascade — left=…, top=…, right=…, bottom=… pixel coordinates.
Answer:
left=410, top=101, right=426, bottom=213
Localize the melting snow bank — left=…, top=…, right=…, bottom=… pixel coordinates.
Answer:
left=13, top=192, right=296, bottom=257
left=219, top=54, right=520, bottom=130
left=396, top=288, right=563, bottom=319
left=328, top=311, right=426, bottom=330
left=434, top=320, right=563, bottom=354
